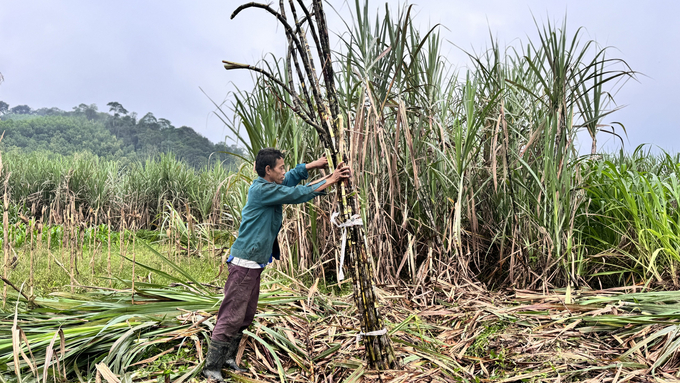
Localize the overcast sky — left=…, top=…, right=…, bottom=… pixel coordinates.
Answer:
left=1, top=1, right=678, bottom=154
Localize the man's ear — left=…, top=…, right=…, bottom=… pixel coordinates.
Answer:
left=265, top=165, right=271, bottom=175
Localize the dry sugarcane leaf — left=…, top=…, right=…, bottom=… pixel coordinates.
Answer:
left=251, top=339, right=276, bottom=374
left=544, top=319, right=583, bottom=335
left=17, top=327, right=38, bottom=378
left=57, top=328, right=66, bottom=381
left=95, top=363, right=120, bottom=383
left=42, top=330, right=61, bottom=383
left=307, top=278, right=319, bottom=306
left=500, top=365, right=569, bottom=382
left=11, top=311, right=21, bottom=380
left=418, top=309, right=455, bottom=316
left=194, top=337, right=204, bottom=363
left=283, top=328, right=297, bottom=346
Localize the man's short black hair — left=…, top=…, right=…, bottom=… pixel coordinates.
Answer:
left=255, top=148, right=285, bottom=177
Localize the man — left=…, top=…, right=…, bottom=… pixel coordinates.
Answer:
left=203, top=148, right=350, bottom=381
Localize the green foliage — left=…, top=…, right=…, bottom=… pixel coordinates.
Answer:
left=0, top=101, right=243, bottom=169
left=0, top=115, right=125, bottom=158
left=578, top=147, right=680, bottom=286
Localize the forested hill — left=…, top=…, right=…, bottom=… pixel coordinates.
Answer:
left=0, top=101, right=241, bottom=168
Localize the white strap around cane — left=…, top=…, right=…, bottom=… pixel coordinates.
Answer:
left=330, top=212, right=386, bottom=345
left=356, top=328, right=388, bottom=347
left=330, top=212, right=363, bottom=281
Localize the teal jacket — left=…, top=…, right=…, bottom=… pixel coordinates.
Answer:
left=229, top=164, right=326, bottom=265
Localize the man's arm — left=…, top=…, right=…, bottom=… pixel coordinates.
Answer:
left=282, top=155, right=328, bottom=186
left=282, top=164, right=309, bottom=187
left=257, top=183, right=325, bottom=206
left=258, top=162, right=350, bottom=205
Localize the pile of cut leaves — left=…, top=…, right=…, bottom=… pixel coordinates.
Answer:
left=2, top=256, right=680, bottom=382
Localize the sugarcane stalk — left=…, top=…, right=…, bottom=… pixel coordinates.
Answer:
left=107, top=208, right=112, bottom=287
left=29, top=219, right=34, bottom=298
left=69, top=200, right=76, bottom=293
left=47, top=208, right=53, bottom=273
left=131, top=220, right=136, bottom=304
left=2, top=173, right=9, bottom=309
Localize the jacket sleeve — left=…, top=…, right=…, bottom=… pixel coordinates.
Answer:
left=282, top=164, right=309, bottom=186
left=256, top=180, right=326, bottom=206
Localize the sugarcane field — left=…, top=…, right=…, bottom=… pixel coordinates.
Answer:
left=2, top=0, right=680, bottom=382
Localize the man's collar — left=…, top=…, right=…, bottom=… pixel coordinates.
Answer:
left=255, top=176, right=275, bottom=184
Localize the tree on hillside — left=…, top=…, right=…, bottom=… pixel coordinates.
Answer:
left=138, top=112, right=158, bottom=129
left=158, top=118, right=173, bottom=130
left=73, top=103, right=100, bottom=121
left=107, top=102, right=128, bottom=117
left=10, top=105, right=31, bottom=114
left=0, top=101, right=8, bottom=115
left=0, top=116, right=124, bottom=158
left=106, top=102, right=136, bottom=139
left=34, top=107, right=65, bottom=116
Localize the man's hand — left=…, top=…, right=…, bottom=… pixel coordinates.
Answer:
left=327, top=162, right=351, bottom=185
left=306, top=155, right=328, bottom=170
left=307, top=161, right=351, bottom=192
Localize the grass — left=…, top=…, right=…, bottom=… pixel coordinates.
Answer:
left=466, top=322, right=509, bottom=359
left=133, top=342, right=202, bottom=381
left=4, top=240, right=227, bottom=298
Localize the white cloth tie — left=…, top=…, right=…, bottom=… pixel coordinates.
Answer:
left=355, top=328, right=388, bottom=346
left=330, top=212, right=363, bottom=281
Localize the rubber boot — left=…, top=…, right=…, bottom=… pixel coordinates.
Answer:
left=202, top=339, right=229, bottom=382
left=224, top=333, right=247, bottom=372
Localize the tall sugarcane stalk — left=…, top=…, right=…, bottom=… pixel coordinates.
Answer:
left=225, top=0, right=396, bottom=370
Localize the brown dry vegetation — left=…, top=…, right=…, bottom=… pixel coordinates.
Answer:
left=129, top=281, right=679, bottom=382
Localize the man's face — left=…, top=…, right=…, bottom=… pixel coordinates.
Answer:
left=266, top=158, right=286, bottom=184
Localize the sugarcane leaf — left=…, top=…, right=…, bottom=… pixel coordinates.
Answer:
left=243, top=330, right=287, bottom=383
left=620, top=324, right=677, bottom=360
